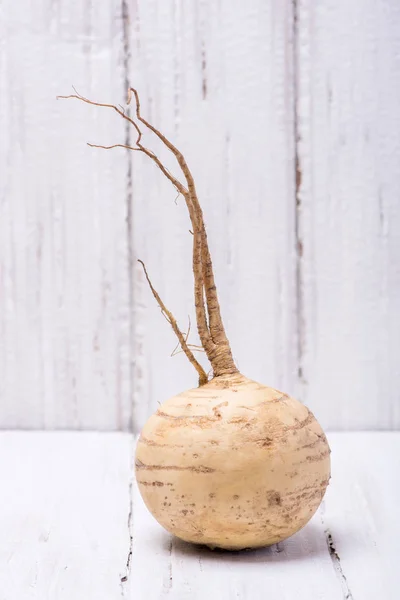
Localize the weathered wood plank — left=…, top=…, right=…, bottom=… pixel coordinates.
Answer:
left=0, top=432, right=132, bottom=599
left=126, top=0, right=299, bottom=430
left=0, top=0, right=132, bottom=429
left=1, top=0, right=399, bottom=433
left=323, top=432, right=400, bottom=600
left=296, top=0, right=400, bottom=429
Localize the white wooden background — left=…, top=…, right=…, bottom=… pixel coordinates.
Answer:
left=0, top=0, right=399, bottom=432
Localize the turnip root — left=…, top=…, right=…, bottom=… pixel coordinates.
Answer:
left=58, top=87, right=330, bottom=550
left=137, top=373, right=329, bottom=550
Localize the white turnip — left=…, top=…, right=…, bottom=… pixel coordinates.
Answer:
left=59, top=88, right=330, bottom=550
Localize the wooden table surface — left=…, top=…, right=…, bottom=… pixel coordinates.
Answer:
left=1, top=431, right=398, bottom=599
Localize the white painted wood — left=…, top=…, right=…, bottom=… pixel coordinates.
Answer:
left=322, top=432, right=400, bottom=600
left=1, top=0, right=400, bottom=432
left=296, top=0, right=400, bottom=429
left=0, top=0, right=132, bottom=429
left=0, top=432, right=132, bottom=599
left=1, top=431, right=399, bottom=598
left=127, top=0, right=298, bottom=429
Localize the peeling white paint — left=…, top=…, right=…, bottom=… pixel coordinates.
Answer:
left=0, top=0, right=399, bottom=431
left=296, top=0, right=400, bottom=430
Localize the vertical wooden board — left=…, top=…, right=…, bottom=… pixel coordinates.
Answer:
left=127, top=0, right=298, bottom=430
left=0, top=0, right=132, bottom=429
left=0, top=432, right=132, bottom=599
left=296, top=1, right=400, bottom=429
left=323, top=433, right=400, bottom=599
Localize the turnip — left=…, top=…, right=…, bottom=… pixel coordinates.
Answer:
left=59, top=88, right=330, bottom=550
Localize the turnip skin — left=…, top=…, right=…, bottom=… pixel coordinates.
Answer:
left=136, top=373, right=330, bottom=550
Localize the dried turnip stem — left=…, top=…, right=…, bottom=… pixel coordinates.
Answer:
left=127, top=89, right=237, bottom=377
left=138, top=260, right=208, bottom=386
left=57, top=88, right=238, bottom=381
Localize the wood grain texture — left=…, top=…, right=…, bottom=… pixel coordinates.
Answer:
left=322, top=432, right=400, bottom=600
left=1, top=0, right=400, bottom=431
left=0, top=0, right=132, bottom=429
left=296, top=0, right=400, bottom=429
left=0, top=432, right=132, bottom=599
left=126, top=0, right=298, bottom=430
left=1, top=432, right=399, bottom=599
